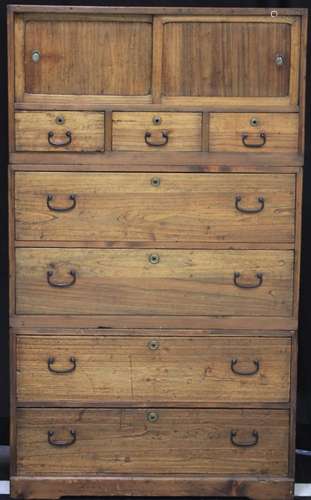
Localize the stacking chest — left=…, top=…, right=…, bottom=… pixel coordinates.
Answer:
left=8, top=6, right=308, bottom=500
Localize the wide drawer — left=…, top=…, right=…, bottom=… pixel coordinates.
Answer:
left=15, top=249, right=294, bottom=317
left=209, top=113, right=299, bottom=153
left=16, top=335, right=291, bottom=404
left=16, top=408, right=289, bottom=475
left=15, top=172, right=295, bottom=244
left=112, top=112, right=202, bottom=151
left=15, top=111, right=105, bottom=152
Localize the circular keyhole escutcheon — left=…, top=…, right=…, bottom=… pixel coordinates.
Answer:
left=146, top=411, right=159, bottom=423
left=148, top=339, right=160, bottom=351
left=149, top=254, right=160, bottom=265
left=55, top=115, right=66, bottom=126
left=150, top=177, right=161, bottom=187
left=249, top=117, right=260, bottom=127
left=152, top=115, right=162, bottom=126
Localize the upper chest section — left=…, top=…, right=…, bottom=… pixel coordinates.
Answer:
left=12, top=8, right=302, bottom=109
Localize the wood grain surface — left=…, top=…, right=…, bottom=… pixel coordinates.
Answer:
left=24, top=17, right=152, bottom=96
left=15, top=248, right=294, bottom=317
left=209, top=113, right=299, bottom=153
left=15, top=172, right=295, bottom=243
left=15, top=111, right=105, bottom=152
left=16, top=408, right=289, bottom=475
left=16, top=335, right=291, bottom=404
left=112, top=112, right=202, bottom=151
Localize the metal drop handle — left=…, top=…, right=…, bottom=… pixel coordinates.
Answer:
left=47, top=356, right=77, bottom=374
left=48, top=429, right=76, bottom=447
left=47, top=270, right=77, bottom=288
left=47, top=194, right=76, bottom=212
left=145, top=130, right=169, bottom=147
left=230, top=430, right=259, bottom=448
left=231, top=359, right=260, bottom=376
left=233, top=272, right=263, bottom=289
left=48, top=130, right=72, bottom=147
left=242, top=133, right=266, bottom=148
left=235, top=195, right=265, bottom=214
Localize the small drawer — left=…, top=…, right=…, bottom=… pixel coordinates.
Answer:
left=14, top=172, right=296, bottom=244
left=16, top=335, right=291, bottom=404
left=15, top=111, right=105, bottom=152
left=112, top=112, right=202, bottom=151
left=15, top=248, right=294, bottom=317
left=16, top=408, right=289, bottom=475
left=209, top=113, right=299, bottom=153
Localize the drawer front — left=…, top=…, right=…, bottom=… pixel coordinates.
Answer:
left=15, top=111, right=105, bottom=152
left=16, top=335, right=291, bottom=404
left=16, top=249, right=294, bottom=317
left=15, top=172, right=295, bottom=244
left=16, top=408, right=289, bottom=475
left=112, top=112, right=202, bottom=151
left=209, top=113, right=299, bottom=153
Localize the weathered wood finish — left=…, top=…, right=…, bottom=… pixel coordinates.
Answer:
left=209, top=113, right=299, bottom=153
left=24, top=16, right=153, bottom=97
left=112, top=111, right=202, bottom=151
left=8, top=6, right=307, bottom=500
left=162, top=20, right=292, bottom=98
left=9, top=476, right=295, bottom=500
left=14, top=172, right=296, bottom=243
left=16, top=335, right=291, bottom=404
left=15, top=111, right=105, bottom=152
left=12, top=10, right=302, bottom=111
left=16, top=408, right=289, bottom=475
left=15, top=248, right=294, bottom=317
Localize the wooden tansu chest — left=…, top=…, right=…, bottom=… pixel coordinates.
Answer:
left=8, top=6, right=308, bottom=500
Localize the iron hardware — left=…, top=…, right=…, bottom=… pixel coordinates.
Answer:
left=233, top=272, right=263, bottom=289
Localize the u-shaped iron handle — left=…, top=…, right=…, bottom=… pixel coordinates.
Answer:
left=47, top=194, right=77, bottom=212
left=47, top=269, right=77, bottom=288
left=235, top=195, right=265, bottom=214
left=230, top=430, right=259, bottom=448
left=48, top=356, right=77, bottom=374
left=242, top=132, right=266, bottom=148
left=48, top=429, right=76, bottom=447
left=144, top=130, right=169, bottom=147
left=231, top=359, right=260, bottom=376
left=48, top=130, right=72, bottom=147
left=234, top=272, right=263, bottom=289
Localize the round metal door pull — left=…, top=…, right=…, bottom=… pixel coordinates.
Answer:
left=146, top=411, right=159, bottom=423
left=275, top=54, right=285, bottom=66
left=31, top=50, right=41, bottom=62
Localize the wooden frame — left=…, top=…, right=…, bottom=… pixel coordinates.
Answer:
left=9, top=8, right=303, bottom=111
left=8, top=166, right=302, bottom=332
left=7, top=6, right=308, bottom=500
left=10, top=476, right=295, bottom=500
